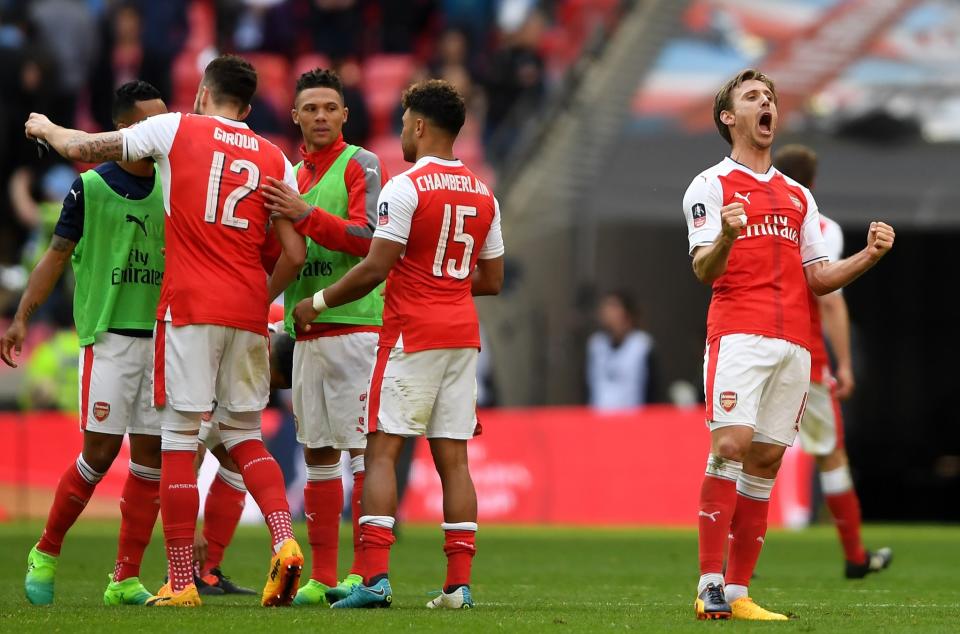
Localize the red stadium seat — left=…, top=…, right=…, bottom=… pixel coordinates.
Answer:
left=293, top=53, right=334, bottom=79
left=362, top=55, right=415, bottom=137
left=243, top=53, right=293, bottom=119
left=366, top=135, right=408, bottom=180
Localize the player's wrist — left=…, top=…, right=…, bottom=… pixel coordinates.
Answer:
left=312, top=289, right=328, bottom=313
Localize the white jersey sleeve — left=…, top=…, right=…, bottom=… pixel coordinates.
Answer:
left=799, top=187, right=829, bottom=266
left=683, top=172, right=724, bottom=254
left=120, top=111, right=181, bottom=162
left=820, top=216, right=844, bottom=261
left=282, top=155, right=298, bottom=191
left=478, top=197, right=505, bottom=259
left=373, top=175, right=418, bottom=245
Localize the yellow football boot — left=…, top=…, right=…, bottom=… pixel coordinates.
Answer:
left=145, top=583, right=202, bottom=607
left=730, top=596, right=789, bottom=620
left=261, top=538, right=304, bottom=607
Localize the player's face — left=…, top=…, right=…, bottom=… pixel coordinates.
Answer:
left=400, top=108, right=418, bottom=163
left=293, top=87, right=347, bottom=150
left=726, top=79, right=778, bottom=149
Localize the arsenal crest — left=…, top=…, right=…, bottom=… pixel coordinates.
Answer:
left=93, top=401, right=111, bottom=421
left=719, top=391, right=737, bottom=412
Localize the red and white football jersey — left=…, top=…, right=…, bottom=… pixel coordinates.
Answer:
left=808, top=215, right=844, bottom=383
left=373, top=156, right=504, bottom=352
left=683, top=157, right=829, bottom=350
left=121, top=112, right=298, bottom=335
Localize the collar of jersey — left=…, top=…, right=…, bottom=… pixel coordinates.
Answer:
left=414, top=155, right=463, bottom=169
left=210, top=115, right=249, bottom=129
left=723, top=156, right=776, bottom=181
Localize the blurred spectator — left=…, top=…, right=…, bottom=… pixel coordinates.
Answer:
left=18, top=303, right=77, bottom=414
left=216, top=0, right=295, bottom=57
left=28, top=0, right=99, bottom=129
left=483, top=8, right=546, bottom=162
left=90, top=2, right=145, bottom=131
left=334, top=58, right=371, bottom=146
left=10, top=164, right=77, bottom=273
left=586, top=291, right=659, bottom=410
left=135, top=0, right=188, bottom=102
left=307, top=0, right=363, bottom=59
left=441, top=0, right=494, bottom=55
left=380, top=0, right=436, bottom=54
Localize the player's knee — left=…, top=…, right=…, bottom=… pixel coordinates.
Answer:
left=82, top=435, right=123, bottom=472
left=713, top=437, right=747, bottom=462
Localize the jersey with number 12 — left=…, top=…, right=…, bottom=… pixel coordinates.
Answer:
left=121, top=112, right=297, bottom=335
left=374, top=156, right=504, bottom=352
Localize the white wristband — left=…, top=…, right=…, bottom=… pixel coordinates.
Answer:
left=312, top=289, right=328, bottom=313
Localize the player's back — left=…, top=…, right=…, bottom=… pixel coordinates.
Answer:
left=376, top=157, right=498, bottom=352
left=162, top=113, right=291, bottom=334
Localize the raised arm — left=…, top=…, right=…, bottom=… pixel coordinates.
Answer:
left=25, top=113, right=123, bottom=163
left=804, top=222, right=895, bottom=296
left=691, top=203, right=747, bottom=284
left=1, top=235, right=77, bottom=367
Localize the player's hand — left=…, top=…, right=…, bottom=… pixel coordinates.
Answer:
left=193, top=529, right=208, bottom=568
left=0, top=319, right=27, bottom=368
left=262, top=176, right=312, bottom=221
left=24, top=113, right=54, bottom=142
left=866, top=221, right=894, bottom=261
left=834, top=364, right=855, bottom=400
left=719, top=203, right=748, bottom=241
left=293, top=297, right=320, bottom=331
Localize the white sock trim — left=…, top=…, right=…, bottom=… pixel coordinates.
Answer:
left=306, top=462, right=342, bottom=481
left=441, top=521, right=477, bottom=532
left=161, top=428, right=199, bottom=452
left=129, top=461, right=161, bottom=482
left=736, top=472, right=775, bottom=501
left=350, top=454, right=365, bottom=475
left=359, top=515, right=395, bottom=530
left=725, top=583, right=749, bottom=601
left=820, top=465, right=854, bottom=495
left=219, top=427, right=262, bottom=452
left=697, top=573, right=724, bottom=595
left=76, top=454, right=105, bottom=484
left=705, top=454, right=743, bottom=482
left=217, top=466, right=246, bottom=491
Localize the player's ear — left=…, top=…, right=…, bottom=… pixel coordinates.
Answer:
left=238, top=103, right=252, bottom=121
left=342, top=106, right=349, bottom=124
left=720, top=109, right=735, bottom=127
left=291, top=107, right=299, bottom=126
left=416, top=117, right=426, bottom=138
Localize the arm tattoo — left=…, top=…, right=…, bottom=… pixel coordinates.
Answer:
left=50, top=235, right=76, bottom=253
left=22, top=301, right=39, bottom=322
left=65, top=131, right=124, bottom=162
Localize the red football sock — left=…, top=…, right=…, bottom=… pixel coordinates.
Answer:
left=160, top=450, right=200, bottom=592
left=349, top=470, right=365, bottom=576
left=304, top=478, right=342, bottom=586
left=113, top=466, right=160, bottom=581
left=37, top=456, right=101, bottom=556
left=443, top=524, right=477, bottom=590
left=202, top=472, right=246, bottom=574
left=698, top=475, right=738, bottom=575
left=228, top=440, right=293, bottom=546
left=358, top=519, right=396, bottom=583
left=826, top=490, right=866, bottom=564
left=726, top=494, right=770, bottom=587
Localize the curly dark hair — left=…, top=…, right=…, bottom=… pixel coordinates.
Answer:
left=295, top=68, right=343, bottom=100
left=401, top=79, right=465, bottom=135
left=202, top=54, right=258, bottom=109
left=112, top=80, right=163, bottom=124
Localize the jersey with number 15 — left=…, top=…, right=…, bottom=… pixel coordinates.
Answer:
left=120, top=112, right=297, bottom=335
left=374, top=156, right=504, bottom=352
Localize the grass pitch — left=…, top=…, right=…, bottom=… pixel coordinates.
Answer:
left=0, top=522, right=957, bottom=632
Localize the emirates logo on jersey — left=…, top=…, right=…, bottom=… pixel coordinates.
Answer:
left=719, top=391, right=737, bottom=412
left=93, top=401, right=111, bottom=421
left=378, top=201, right=389, bottom=226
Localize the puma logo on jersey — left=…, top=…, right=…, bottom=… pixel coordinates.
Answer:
left=756, top=536, right=765, bottom=544
left=365, top=166, right=378, bottom=175
left=733, top=192, right=751, bottom=205
left=69, top=189, right=80, bottom=201
left=125, top=214, right=149, bottom=236
left=699, top=510, right=720, bottom=522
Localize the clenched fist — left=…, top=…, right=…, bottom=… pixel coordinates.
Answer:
left=720, top=202, right=748, bottom=241
left=866, top=221, right=895, bottom=261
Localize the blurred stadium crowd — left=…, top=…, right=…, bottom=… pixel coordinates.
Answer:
left=0, top=0, right=622, bottom=411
